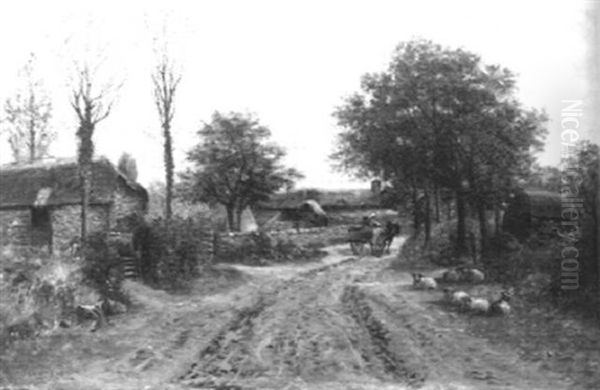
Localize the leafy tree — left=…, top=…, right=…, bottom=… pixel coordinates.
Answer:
left=70, top=63, right=117, bottom=241
left=180, top=111, right=303, bottom=231
left=332, top=39, right=547, bottom=256
left=2, top=53, right=55, bottom=163
left=117, top=152, right=138, bottom=182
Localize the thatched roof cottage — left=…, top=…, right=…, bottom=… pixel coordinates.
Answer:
left=0, top=157, right=148, bottom=253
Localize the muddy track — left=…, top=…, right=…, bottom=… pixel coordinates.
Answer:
left=178, top=255, right=361, bottom=388
left=179, top=295, right=272, bottom=387
left=340, top=285, right=427, bottom=388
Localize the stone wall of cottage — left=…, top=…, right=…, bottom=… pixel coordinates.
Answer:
left=0, top=208, right=31, bottom=246
left=51, top=205, right=110, bottom=252
left=109, top=179, right=147, bottom=231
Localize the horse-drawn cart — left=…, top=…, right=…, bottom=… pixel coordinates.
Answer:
left=346, top=225, right=385, bottom=256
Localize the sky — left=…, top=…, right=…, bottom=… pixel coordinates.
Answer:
left=0, top=0, right=594, bottom=189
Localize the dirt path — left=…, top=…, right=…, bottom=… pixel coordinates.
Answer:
left=0, top=239, right=579, bottom=389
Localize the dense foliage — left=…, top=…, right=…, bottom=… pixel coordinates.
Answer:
left=332, top=39, right=547, bottom=256
left=137, top=217, right=213, bottom=289
left=555, top=141, right=599, bottom=308
left=81, top=232, right=127, bottom=303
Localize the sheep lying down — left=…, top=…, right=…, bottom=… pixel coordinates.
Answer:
left=411, top=273, right=437, bottom=290
left=458, top=291, right=512, bottom=316
left=443, top=288, right=470, bottom=306
left=436, top=267, right=485, bottom=284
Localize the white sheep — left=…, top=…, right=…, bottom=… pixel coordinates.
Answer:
left=462, top=296, right=490, bottom=314
left=489, top=292, right=511, bottom=316
left=443, top=288, right=470, bottom=306
left=436, top=269, right=461, bottom=283
left=444, top=269, right=461, bottom=283
left=457, top=267, right=485, bottom=283
left=468, top=269, right=485, bottom=283
left=412, top=273, right=437, bottom=290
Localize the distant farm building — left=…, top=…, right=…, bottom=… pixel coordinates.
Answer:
left=503, top=189, right=561, bottom=238
left=258, top=197, right=328, bottom=229
left=0, top=157, right=148, bottom=253
left=256, top=181, right=390, bottom=229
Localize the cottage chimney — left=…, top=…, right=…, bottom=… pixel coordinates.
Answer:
left=371, top=179, right=382, bottom=195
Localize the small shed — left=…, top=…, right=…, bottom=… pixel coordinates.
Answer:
left=503, top=189, right=561, bottom=238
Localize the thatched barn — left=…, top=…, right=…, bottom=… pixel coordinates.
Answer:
left=503, top=189, right=561, bottom=238
left=258, top=197, right=329, bottom=228
left=296, top=199, right=328, bottom=226
left=0, top=157, right=148, bottom=253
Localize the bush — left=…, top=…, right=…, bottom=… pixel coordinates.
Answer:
left=214, top=231, right=326, bottom=265
left=138, top=217, right=212, bottom=289
left=81, top=232, right=127, bottom=303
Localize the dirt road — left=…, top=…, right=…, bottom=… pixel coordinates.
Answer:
left=0, top=239, right=581, bottom=389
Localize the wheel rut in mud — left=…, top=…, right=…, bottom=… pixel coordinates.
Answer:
left=177, top=252, right=428, bottom=389
left=340, top=285, right=427, bottom=388
left=178, top=255, right=362, bottom=388
left=179, top=295, right=272, bottom=388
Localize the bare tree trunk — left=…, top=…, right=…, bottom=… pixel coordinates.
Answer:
left=424, top=186, right=431, bottom=247
left=494, top=203, right=502, bottom=235
left=235, top=207, right=243, bottom=232
left=77, top=121, right=95, bottom=243
left=152, top=48, right=181, bottom=224
left=434, top=185, right=440, bottom=223
left=163, top=122, right=174, bottom=221
left=79, top=167, right=90, bottom=241
left=226, top=205, right=235, bottom=232
left=412, top=187, right=420, bottom=239
left=70, top=63, right=115, bottom=245
left=478, top=202, right=488, bottom=257
left=456, top=190, right=468, bottom=256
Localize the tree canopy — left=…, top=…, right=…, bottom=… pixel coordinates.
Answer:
left=332, top=39, right=548, bottom=254
left=180, top=111, right=302, bottom=231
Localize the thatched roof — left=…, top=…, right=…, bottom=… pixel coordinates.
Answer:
left=260, top=188, right=380, bottom=211
left=0, top=157, right=147, bottom=209
left=299, top=199, right=327, bottom=216
left=511, top=189, right=562, bottom=219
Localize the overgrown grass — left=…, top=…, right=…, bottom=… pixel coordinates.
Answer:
left=215, top=232, right=327, bottom=265
left=136, top=217, right=213, bottom=290
left=391, top=218, right=481, bottom=270
left=0, top=247, right=98, bottom=347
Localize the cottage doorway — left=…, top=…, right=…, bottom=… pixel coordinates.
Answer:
left=31, top=207, right=52, bottom=250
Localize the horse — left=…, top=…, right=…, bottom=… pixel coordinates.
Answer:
left=380, top=221, right=401, bottom=254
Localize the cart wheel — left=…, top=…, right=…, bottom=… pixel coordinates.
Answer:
left=350, top=241, right=365, bottom=255
left=372, top=236, right=386, bottom=257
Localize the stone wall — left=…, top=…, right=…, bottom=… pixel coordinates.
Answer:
left=1, top=178, right=146, bottom=253
left=51, top=205, right=110, bottom=252
left=0, top=208, right=31, bottom=246
left=214, top=224, right=350, bottom=263
left=110, top=179, right=147, bottom=231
